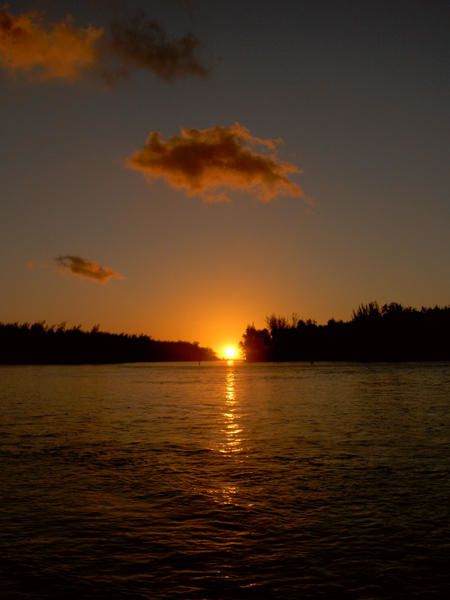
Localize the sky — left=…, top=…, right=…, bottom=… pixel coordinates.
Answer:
left=1, top=0, right=449, bottom=353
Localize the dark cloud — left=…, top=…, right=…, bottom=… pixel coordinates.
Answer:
left=56, top=255, right=122, bottom=282
left=0, top=7, right=102, bottom=80
left=109, top=13, right=208, bottom=82
left=0, top=7, right=207, bottom=83
left=127, top=123, right=303, bottom=202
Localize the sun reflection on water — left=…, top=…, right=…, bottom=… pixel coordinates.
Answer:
left=206, top=365, right=247, bottom=506
left=220, top=367, right=243, bottom=456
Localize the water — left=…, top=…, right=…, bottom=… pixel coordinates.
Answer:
left=1, top=362, right=449, bottom=599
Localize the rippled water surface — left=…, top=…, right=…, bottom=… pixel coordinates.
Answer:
left=1, top=362, right=449, bottom=599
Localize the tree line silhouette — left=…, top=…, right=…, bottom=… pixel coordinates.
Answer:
left=0, top=322, right=216, bottom=364
left=240, top=302, right=450, bottom=361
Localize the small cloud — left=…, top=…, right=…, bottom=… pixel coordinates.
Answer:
left=126, top=123, right=303, bottom=202
left=0, top=8, right=103, bottom=81
left=108, top=13, right=208, bottom=82
left=55, top=255, right=122, bottom=283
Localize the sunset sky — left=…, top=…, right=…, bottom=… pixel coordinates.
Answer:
left=1, top=0, right=449, bottom=353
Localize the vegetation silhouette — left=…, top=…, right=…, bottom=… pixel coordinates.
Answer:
left=0, top=322, right=216, bottom=364
left=241, top=302, right=450, bottom=362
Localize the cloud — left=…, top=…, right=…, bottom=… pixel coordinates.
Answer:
left=0, top=8, right=103, bottom=80
left=56, top=255, right=122, bottom=283
left=0, top=7, right=207, bottom=83
left=126, top=123, right=303, bottom=202
left=108, top=14, right=208, bottom=82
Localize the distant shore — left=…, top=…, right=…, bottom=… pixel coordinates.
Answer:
left=241, top=302, right=450, bottom=362
left=2, top=301, right=450, bottom=364
left=0, top=322, right=216, bottom=364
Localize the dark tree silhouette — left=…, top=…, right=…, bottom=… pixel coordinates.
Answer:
left=0, top=322, right=216, bottom=364
left=240, top=302, right=450, bottom=362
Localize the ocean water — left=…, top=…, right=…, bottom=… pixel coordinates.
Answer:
left=0, top=362, right=449, bottom=599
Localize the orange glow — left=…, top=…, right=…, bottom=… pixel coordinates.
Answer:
left=222, top=345, right=240, bottom=360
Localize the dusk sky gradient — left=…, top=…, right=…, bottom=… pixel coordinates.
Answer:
left=1, top=0, right=449, bottom=352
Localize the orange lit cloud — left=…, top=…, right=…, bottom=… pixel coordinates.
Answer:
left=126, top=123, right=303, bottom=201
left=0, top=8, right=102, bottom=80
left=0, top=8, right=207, bottom=83
left=109, top=14, right=208, bottom=82
left=56, top=255, right=122, bottom=283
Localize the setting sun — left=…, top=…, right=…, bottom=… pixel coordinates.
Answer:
left=222, top=345, right=240, bottom=360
